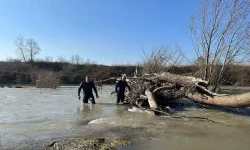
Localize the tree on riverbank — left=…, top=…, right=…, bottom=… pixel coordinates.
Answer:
left=190, top=0, right=250, bottom=92
left=15, top=35, right=41, bottom=63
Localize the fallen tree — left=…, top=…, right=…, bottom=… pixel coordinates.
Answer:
left=122, top=72, right=250, bottom=111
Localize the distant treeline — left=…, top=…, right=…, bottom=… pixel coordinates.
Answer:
left=1, top=61, right=250, bottom=86
left=0, top=61, right=139, bottom=85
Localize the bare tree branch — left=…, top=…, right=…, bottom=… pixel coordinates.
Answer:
left=15, top=35, right=27, bottom=62
left=25, top=38, right=41, bottom=62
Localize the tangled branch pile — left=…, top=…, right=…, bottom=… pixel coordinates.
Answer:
left=125, top=72, right=250, bottom=112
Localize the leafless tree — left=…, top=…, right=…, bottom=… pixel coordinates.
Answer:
left=85, top=58, right=96, bottom=64
left=75, top=55, right=81, bottom=64
left=45, top=56, right=53, bottom=62
left=57, top=56, right=68, bottom=63
left=142, top=44, right=183, bottom=74
left=25, top=38, right=41, bottom=62
left=15, top=35, right=27, bottom=62
left=190, top=0, right=250, bottom=92
left=71, top=54, right=82, bottom=64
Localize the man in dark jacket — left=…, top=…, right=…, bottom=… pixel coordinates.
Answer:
left=115, top=74, right=131, bottom=103
left=78, top=76, right=99, bottom=104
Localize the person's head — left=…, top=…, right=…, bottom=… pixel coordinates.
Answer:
left=122, top=74, right=127, bottom=81
left=85, top=76, right=90, bottom=83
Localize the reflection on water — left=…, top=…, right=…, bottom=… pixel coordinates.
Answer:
left=0, top=86, right=250, bottom=150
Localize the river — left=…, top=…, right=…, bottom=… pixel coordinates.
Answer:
left=1, top=86, right=250, bottom=150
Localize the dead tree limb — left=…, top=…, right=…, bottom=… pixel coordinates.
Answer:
left=145, top=89, right=159, bottom=110
left=153, top=85, right=175, bottom=94
left=187, top=92, right=250, bottom=107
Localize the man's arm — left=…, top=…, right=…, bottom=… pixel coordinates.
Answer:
left=92, top=82, right=99, bottom=97
left=78, top=82, right=83, bottom=96
left=125, top=81, right=131, bottom=91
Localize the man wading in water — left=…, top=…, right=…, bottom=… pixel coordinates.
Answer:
left=115, top=74, right=131, bottom=104
left=78, top=76, right=99, bottom=104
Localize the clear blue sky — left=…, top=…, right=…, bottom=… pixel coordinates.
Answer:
left=0, top=0, right=199, bottom=65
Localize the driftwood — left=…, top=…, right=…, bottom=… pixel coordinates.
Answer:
left=145, top=89, right=159, bottom=109
left=124, top=72, right=250, bottom=112
left=187, top=92, right=250, bottom=107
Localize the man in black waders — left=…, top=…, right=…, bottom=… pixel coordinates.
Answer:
left=78, top=76, right=99, bottom=104
left=115, top=74, right=131, bottom=104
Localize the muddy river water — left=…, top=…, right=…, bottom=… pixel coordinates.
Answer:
left=0, top=86, right=250, bottom=150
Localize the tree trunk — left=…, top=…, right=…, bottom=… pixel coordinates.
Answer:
left=187, top=92, right=250, bottom=107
